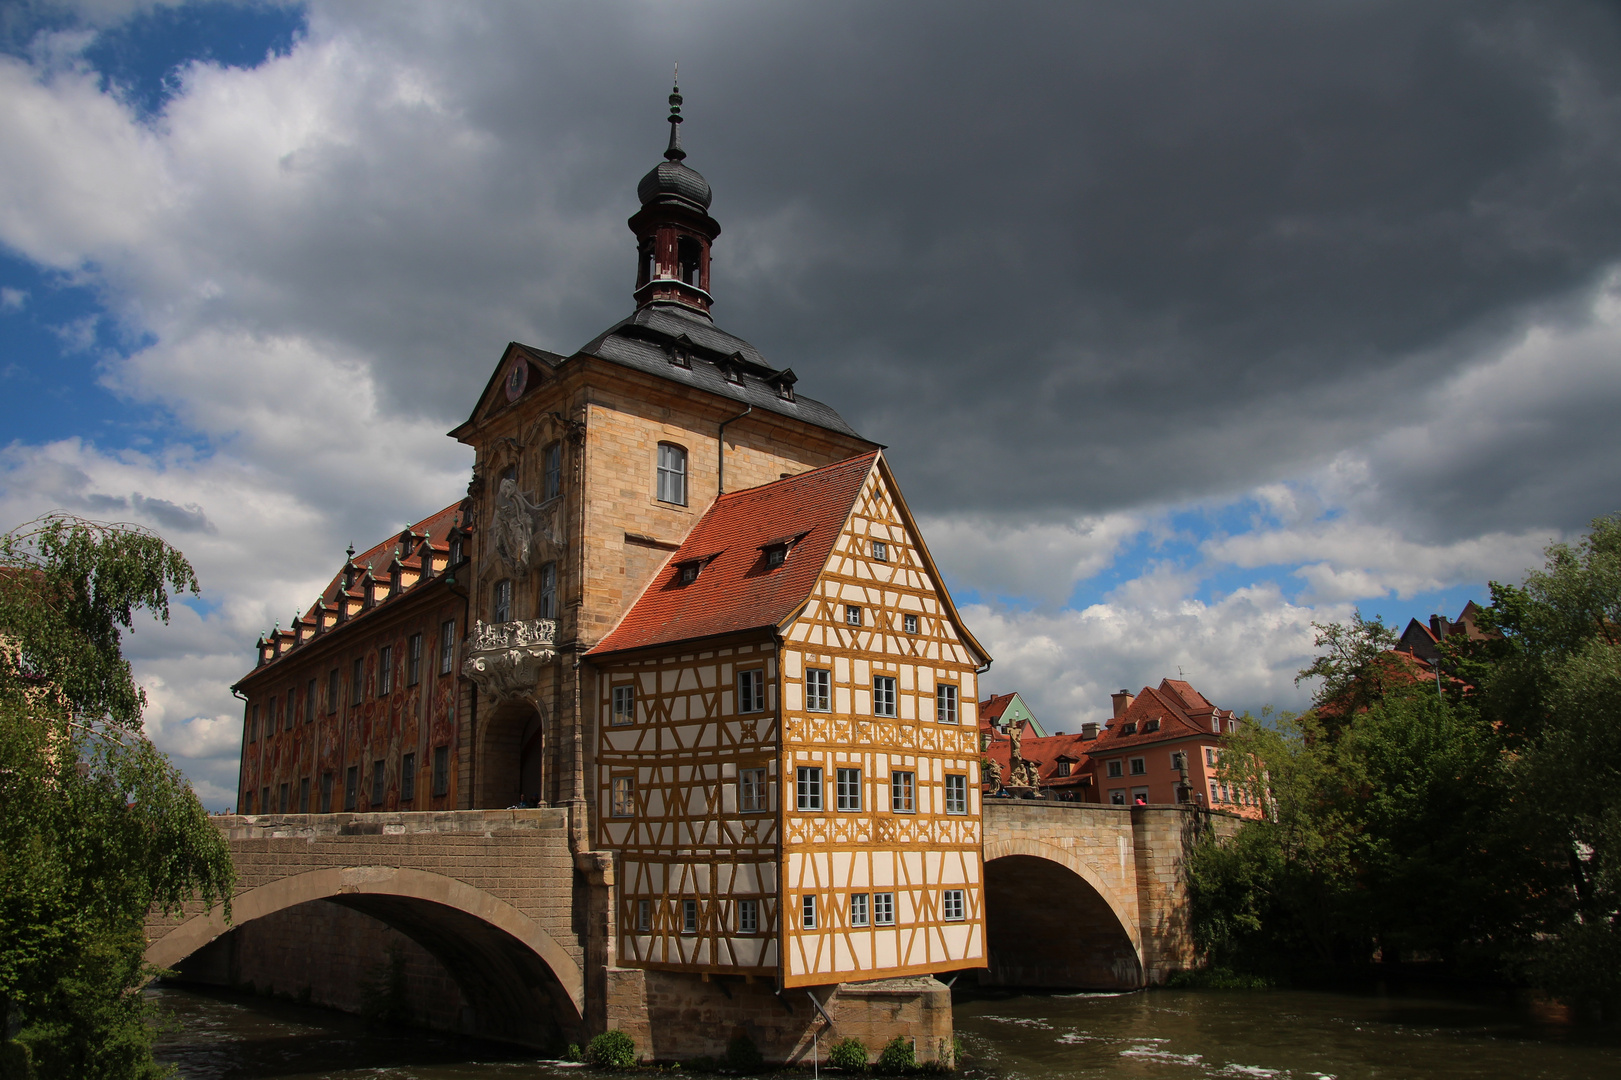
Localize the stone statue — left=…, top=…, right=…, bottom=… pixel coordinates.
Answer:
left=983, top=756, right=1002, bottom=788
left=491, top=477, right=539, bottom=576
left=1007, top=721, right=1026, bottom=785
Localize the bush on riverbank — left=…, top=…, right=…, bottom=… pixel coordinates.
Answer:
left=586, top=1029, right=638, bottom=1068
left=827, top=1037, right=869, bottom=1070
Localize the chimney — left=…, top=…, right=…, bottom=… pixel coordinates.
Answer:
left=1111, top=689, right=1134, bottom=719
left=1081, top=721, right=1099, bottom=740
left=1431, top=614, right=1451, bottom=640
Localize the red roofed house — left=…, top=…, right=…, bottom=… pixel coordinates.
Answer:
left=1088, top=680, right=1260, bottom=816
left=588, top=450, right=991, bottom=988
left=981, top=727, right=1097, bottom=799
left=978, top=691, right=1047, bottom=747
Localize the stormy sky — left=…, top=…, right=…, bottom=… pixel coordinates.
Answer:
left=3, top=0, right=1620, bottom=806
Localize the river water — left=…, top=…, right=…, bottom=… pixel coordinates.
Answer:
left=150, top=983, right=1620, bottom=1080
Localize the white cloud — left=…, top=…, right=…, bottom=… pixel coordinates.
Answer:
left=0, top=287, right=28, bottom=312
left=919, top=510, right=1143, bottom=606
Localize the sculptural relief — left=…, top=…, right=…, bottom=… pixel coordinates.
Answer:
left=489, top=477, right=567, bottom=578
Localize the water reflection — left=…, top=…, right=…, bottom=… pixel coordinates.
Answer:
left=153, top=983, right=1621, bottom=1080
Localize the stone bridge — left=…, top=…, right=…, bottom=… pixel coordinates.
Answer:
left=143, top=808, right=591, bottom=1047
left=145, top=802, right=1233, bottom=1051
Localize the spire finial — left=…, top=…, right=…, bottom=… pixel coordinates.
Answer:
left=664, top=66, right=686, bottom=162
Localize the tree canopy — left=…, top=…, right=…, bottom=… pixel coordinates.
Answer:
left=0, top=514, right=234, bottom=1080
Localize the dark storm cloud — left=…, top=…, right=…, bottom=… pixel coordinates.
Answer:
left=114, top=1, right=1621, bottom=537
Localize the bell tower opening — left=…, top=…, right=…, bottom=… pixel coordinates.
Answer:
left=630, top=78, right=721, bottom=315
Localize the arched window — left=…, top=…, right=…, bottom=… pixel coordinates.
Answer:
left=494, top=578, right=513, bottom=623
left=657, top=443, right=688, bottom=506
left=678, top=235, right=703, bottom=286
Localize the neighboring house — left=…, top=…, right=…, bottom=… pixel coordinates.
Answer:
left=981, top=729, right=1097, bottom=798
left=978, top=690, right=1047, bottom=746
left=1087, top=679, right=1259, bottom=816
left=1396, top=601, right=1492, bottom=667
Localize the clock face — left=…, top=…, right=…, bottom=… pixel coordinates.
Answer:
left=505, top=362, right=528, bottom=402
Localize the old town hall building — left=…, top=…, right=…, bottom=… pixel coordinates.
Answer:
left=233, top=88, right=991, bottom=1023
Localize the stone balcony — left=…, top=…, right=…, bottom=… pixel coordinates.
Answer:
left=461, top=618, right=558, bottom=701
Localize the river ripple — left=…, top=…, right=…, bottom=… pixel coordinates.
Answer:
left=151, top=984, right=1620, bottom=1080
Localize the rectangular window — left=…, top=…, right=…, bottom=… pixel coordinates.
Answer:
left=836, top=767, right=862, bottom=812
left=1056, top=760, right=1072, bottom=776
left=801, top=895, right=817, bottom=930
left=298, top=777, right=310, bottom=814
left=249, top=704, right=258, bottom=742
left=320, top=771, right=333, bottom=813
left=432, top=746, right=449, bottom=797
left=904, top=613, right=918, bottom=634
left=1130, top=757, right=1146, bottom=776
left=401, top=753, right=416, bottom=803
left=278, top=782, right=289, bottom=813
left=493, top=579, right=513, bottom=623
left=543, top=441, right=563, bottom=502
left=439, top=620, right=456, bottom=676
left=796, top=766, right=823, bottom=811
left=1205, top=747, right=1217, bottom=766
left=740, top=767, right=768, bottom=812
left=1210, top=781, right=1220, bottom=803
left=612, top=684, right=635, bottom=725
left=379, top=646, right=393, bottom=696
left=284, top=691, right=294, bottom=730
left=267, top=698, right=277, bottom=734
left=806, top=668, right=831, bottom=711
left=539, top=561, right=557, bottom=619
left=1110, top=789, right=1127, bottom=805
left=305, top=679, right=316, bottom=723
left=891, top=771, right=915, bottom=813
left=352, top=657, right=365, bottom=703
left=682, top=898, right=698, bottom=935
left=845, top=604, right=861, bottom=626
left=943, top=889, right=966, bottom=922
left=612, top=775, right=635, bottom=816
left=407, top=633, right=422, bottom=686
left=372, top=760, right=386, bottom=806
left=328, top=668, right=339, bottom=713
left=243, top=789, right=253, bottom=814
left=873, top=892, right=895, bottom=926
left=344, top=766, right=358, bottom=811
left=1107, top=760, right=1123, bottom=778
left=657, top=443, right=688, bottom=506
left=738, top=898, right=759, bottom=934
left=936, top=684, right=958, bottom=724
left=873, top=675, right=897, bottom=717
left=636, top=899, right=651, bottom=932
left=871, top=540, right=887, bottom=561
left=737, top=669, right=765, bottom=713
left=261, top=786, right=270, bottom=814
left=849, top=892, right=869, bottom=927
left=944, top=774, right=968, bottom=814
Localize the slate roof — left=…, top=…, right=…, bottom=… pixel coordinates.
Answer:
left=588, top=452, right=881, bottom=657
left=578, top=304, right=869, bottom=441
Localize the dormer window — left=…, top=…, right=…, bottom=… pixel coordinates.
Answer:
left=1055, top=760, right=1072, bottom=777
left=1144, top=718, right=1160, bottom=733
left=668, top=335, right=693, bottom=369
left=677, top=561, right=702, bottom=585
left=766, top=546, right=787, bottom=568
left=1122, top=721, right=1137, bottom=735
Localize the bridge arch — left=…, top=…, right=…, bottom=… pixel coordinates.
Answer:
left=982, top=837, right=1144, bottom=990
left=147, top=866, right=583, bottom=1045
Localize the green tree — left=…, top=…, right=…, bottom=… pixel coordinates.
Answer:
left=1, top=514, right=234, bottom=1079
left=1482, top=515, right=1621, bottom=1017
left=1295, top=609, right=1400, bottom=720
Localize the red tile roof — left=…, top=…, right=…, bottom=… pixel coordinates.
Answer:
left=1090, top=679, right=1234, bottom=753
left=983, top=731, right=1097, bottom=789
left=980, top=693, right=1016, bottom=724
left=589, top=452, right=881, bottom=657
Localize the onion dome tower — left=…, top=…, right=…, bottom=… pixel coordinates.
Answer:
left=631, top=78, right=722, bottom=315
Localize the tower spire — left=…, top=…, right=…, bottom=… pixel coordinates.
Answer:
left=665, top=67, right=686, bottom=162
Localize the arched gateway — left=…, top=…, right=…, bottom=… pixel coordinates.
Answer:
left=145, top=810, right=585, bottom=1047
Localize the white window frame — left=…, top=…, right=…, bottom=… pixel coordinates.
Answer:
left=796, top=766, right=823, bottom=812
left=836, top=767, right=862, bottom=812
left=891, top=770, right=915, bottom=813
left=849, top=892, right=869, bottom=927
left=944, top=774, right=968, bottom=814
left=611, top=775, right=635, bottom=817
left=740, top=767, right=769, bottom=812
left=903, top=613, right=918, bottom=634
left=636, top=899, right=651, bottom=932
left=738, top=669, right=765, bottom=713
left=1107, top=759, right=1123, bottom=778
left=1130, top=757, right=1147, bottom=776
left=682, top=898, right=698, bottom=935
left=806, top=668, right=831, bottom=711
left=936, top=684, right=958, bottom=724
left=801, top=895, right=817, bottom=930
left=873, top=892, right=895, bottom=926
left=871, top=540, right=887, bottom=561
left=873, top=675, right=897, bottom=717
left=612, top=684, right=635, bottom=726
left=738, top=898, right=759, bottom=934
left=657, top=443, right=688, bottom=506
left=943, top=889, right=966, bottom=922
left=845, top=604, right=861, bottom=626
